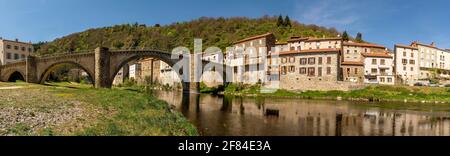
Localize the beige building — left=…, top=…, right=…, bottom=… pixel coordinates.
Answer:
left=394, top=44, right=420, bottom=85
left=362, top=52, right=395, bottom=85
left=201, top=52, right=224, bottom=87
left=341, top=42, right=388, bottom=83
left=226, top=33, right=276, bottom=84
left=411, top=42, right=450, bottom=80
left=271, top=48, right=341, bottom=91
left=0, top=38, right=34, bottom=65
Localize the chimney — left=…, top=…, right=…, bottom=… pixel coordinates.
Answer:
left=15, top=38, right=19, bottom=42
left=431, top=42, right=435, bottom=47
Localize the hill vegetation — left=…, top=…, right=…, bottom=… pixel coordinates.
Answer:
left=35, top=16, right=343, bottom=55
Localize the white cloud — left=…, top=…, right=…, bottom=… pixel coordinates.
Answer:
left=293, top=0, right=361, bottom=27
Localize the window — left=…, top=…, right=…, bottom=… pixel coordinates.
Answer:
left=380, top=69, right=386, bottom=75
left=234, top=67, right=238, bottom=74
left=411, top=53, right=414, bottom=57
left=6, top=45, right=11, bottom=49
left=281, top=66, right=287, bottom=75
left=297, top=46, right=301, bottom=50
left=289, top=66, right=295, bottom=73
left=299, top=67, right=306, bottom=74
left=307, top=67, right=315, bottom=76
left=347, top=68, right=351, bottom=74
left=290, top=47, right=295, bottom=51
left=388, top=78, right=392, bottom=83
left=21, top=47, right=25, bottom=51
left=403, top=67, right=407, bottom=71
left=14, top=46, right=18, bottom=50
left=308, top=58, right=315, bottom=65
left=372, top=59, right=377, bottom=65
left=380, top=59, right=385, bottom=65
left=318, top=67, right=322, bottom=76
left=403, top=52, right=407, bottom=57
left=281, top=58, right=287, bottom=64
left=411, top=67, right=414, bottom=71
left=318, top=57, right=323, bottom=65
left=371, top=68, right=377, bottom=74
left=300, top=58, right=307, bottom=65
left=347, top=50, right=350, bottom=54
left=355, top=68, right=358, bottom=74
left=6, top=53, right=11, bottom=59
left=327, top=67, right=331, bottom=75
left=21, top=54, right=25, bottom=59
left=289, top=57, right=295, bottom=63
left=402, top=59, right=407, bottom=65
left=327, top=57, right=332, bottom=64
left=14, top=53, right=19, bottom=60
left=409, top=60, right=415, bottom=65
left=380, top=77, right=386, bottom=82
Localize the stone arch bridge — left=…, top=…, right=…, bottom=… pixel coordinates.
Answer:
left=0, top=47, right=231, bottom=93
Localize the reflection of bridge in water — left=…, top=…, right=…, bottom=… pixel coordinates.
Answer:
left=156, top=91, right=450, bottom=136
left=0, top=47, right=231, bottom=93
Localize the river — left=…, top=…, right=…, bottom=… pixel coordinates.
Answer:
left=152, top=90, right=450, bottom=136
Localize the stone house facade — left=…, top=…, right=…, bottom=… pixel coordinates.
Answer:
left=411, top=42, right=450, bottom=80
left=341, top=41, right=387, bottom=83
left=272, top=49, right=341, bottom=91
left=0, top=38, right=34, bottom=65
left=394, top=44, right=420, bottom=85
left=362, top=52, right=395, bottom=85
left=226, top=33, right=276, bottom=84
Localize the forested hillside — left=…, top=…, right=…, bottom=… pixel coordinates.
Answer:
left=35, top=16, right=343, bottom=55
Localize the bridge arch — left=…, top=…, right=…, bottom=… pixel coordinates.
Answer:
left=109, top=52, right=186, bottom=90
left=38, top=61, right=95, bottom=85
left=7, top=71, right=25, bottom=82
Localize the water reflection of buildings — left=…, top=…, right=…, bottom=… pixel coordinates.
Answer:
left=155, top=91, right=450, bottom=136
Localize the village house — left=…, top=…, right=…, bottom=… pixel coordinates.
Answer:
left=272, top=48, right=341, bottom=90
left=201, top=51, right=225, bottom=87
left=394, top=44, right=420, bottom=85
left=226, top=33, right=276, bottom=84
left=0, top=38, right=34, bottom=65
left=341, top=41, right=388, bottom=83
left=362, top=52, right=395, bottom=85
left=411, top=41, right=450, bottom=81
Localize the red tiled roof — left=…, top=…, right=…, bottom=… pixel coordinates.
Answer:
left=287, top=37, right=341, bottom=43
left=361, top=52, right=393, bottom=58
left=287, top=37, right=309, bottom=42
left=234, top=33, right=273, bottom=44
left=304, top=37, right=342, bottom=42
left=343, top=42, right=385, bottom=49
left=341, top=61, right=364, bottom=66
left=411, top=41, right=448, bottom=51
left=272, top=48, right=340, bottom=56
left=395, top=44, right=418, bottom=50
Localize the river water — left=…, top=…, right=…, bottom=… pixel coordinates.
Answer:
left=152, top=90, right=450, bottom=136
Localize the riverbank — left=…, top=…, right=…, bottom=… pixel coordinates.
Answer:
left=222, top=84, right=450, bottom=104
left=0, top=82, right=197, bottom=136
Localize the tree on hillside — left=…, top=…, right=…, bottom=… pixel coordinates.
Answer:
left=284, top=16, right=292, bottom=27
left=342, top=31, right=349, bottom=41
left=277, top=15, right=284, bottom=27
left=355, top=32, right=363, bottom=42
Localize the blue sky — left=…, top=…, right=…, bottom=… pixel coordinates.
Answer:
left=0, top=0, right=449, bottom=49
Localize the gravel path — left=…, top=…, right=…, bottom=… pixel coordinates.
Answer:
left=0, top=85, right=101, bottom=136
